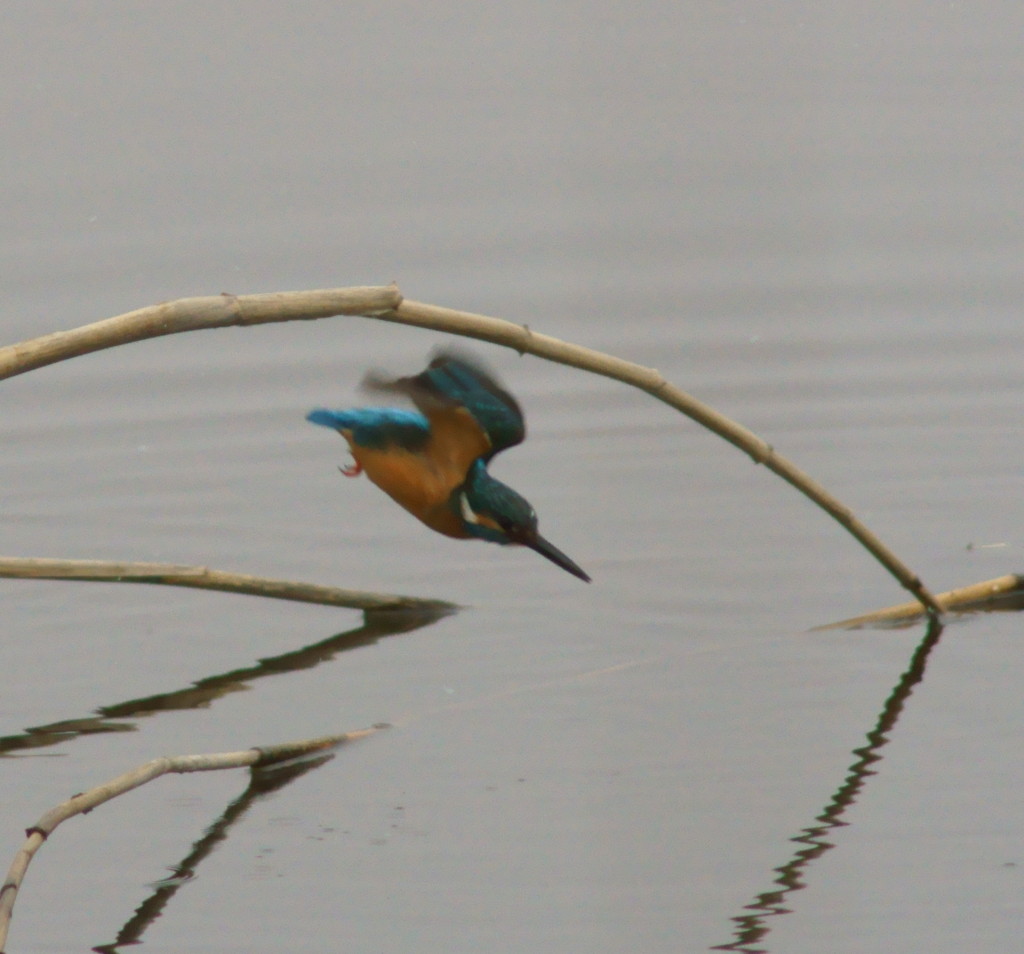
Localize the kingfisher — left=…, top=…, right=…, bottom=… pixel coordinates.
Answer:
left=306, top=350, right=591, bottom=583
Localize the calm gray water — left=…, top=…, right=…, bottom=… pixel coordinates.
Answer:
left=3, top=3, right=1023, bottom=952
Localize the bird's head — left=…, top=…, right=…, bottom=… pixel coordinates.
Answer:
left=455, top=460, right=591, bottom=583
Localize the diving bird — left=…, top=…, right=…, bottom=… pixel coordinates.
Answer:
left=306, top=350, right=591, bottom=582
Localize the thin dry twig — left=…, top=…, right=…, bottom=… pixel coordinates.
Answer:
left=0, top=727, right=384, bottom=950
left=0, top=285, right=943, bottom=615
left=813, top=573, right=1024, bottom=630
left=0, top=556, right=455, bottom=612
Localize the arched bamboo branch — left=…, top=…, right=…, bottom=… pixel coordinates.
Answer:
left=0, top=557, right=456, bottom=613
left=0, top=285, right=942, bottom=616
left=0, top=727, right=385, bottom=950
left=381, top=299, right=942, bottom=616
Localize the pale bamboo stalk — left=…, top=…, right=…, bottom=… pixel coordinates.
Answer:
left=382, top=299, right=943, bottom=616
left=0, top=557, right=455, bottom=612
left=813, top=573, right=1024, bottom=631
left=0, top=285, right=401, bottom=380
left=0, top=286, right=943, bottom=615
left=0, top=727, right=384, bottom=950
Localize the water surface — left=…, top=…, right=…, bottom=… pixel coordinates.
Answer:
left=2, top=4, right=1023, bottom=952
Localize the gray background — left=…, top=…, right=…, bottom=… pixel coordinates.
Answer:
left=2, top=3, right=1023, bottom=951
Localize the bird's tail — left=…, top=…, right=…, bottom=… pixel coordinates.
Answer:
left=306, top=408, right=348, bottom=430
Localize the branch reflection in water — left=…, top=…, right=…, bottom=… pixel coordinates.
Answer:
left=0, top=605, right=452, bottom=758
left=712, top=616, right=945, bottom=953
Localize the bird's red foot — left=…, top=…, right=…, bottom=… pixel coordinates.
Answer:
left=339, top=460, right=363, bottom=477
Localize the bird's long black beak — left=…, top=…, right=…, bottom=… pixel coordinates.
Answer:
left=524, top=531, right=592, bottom=583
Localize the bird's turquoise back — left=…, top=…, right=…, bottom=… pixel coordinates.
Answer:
left=367, top=351, right=526, bottom=460
left=413, top=354, right=526, bottom=457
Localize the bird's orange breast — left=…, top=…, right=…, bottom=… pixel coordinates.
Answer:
left=344, top=435, right=471, bottom=539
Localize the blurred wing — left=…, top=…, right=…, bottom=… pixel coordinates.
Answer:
left=364, top=349, right=526, bottom=465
